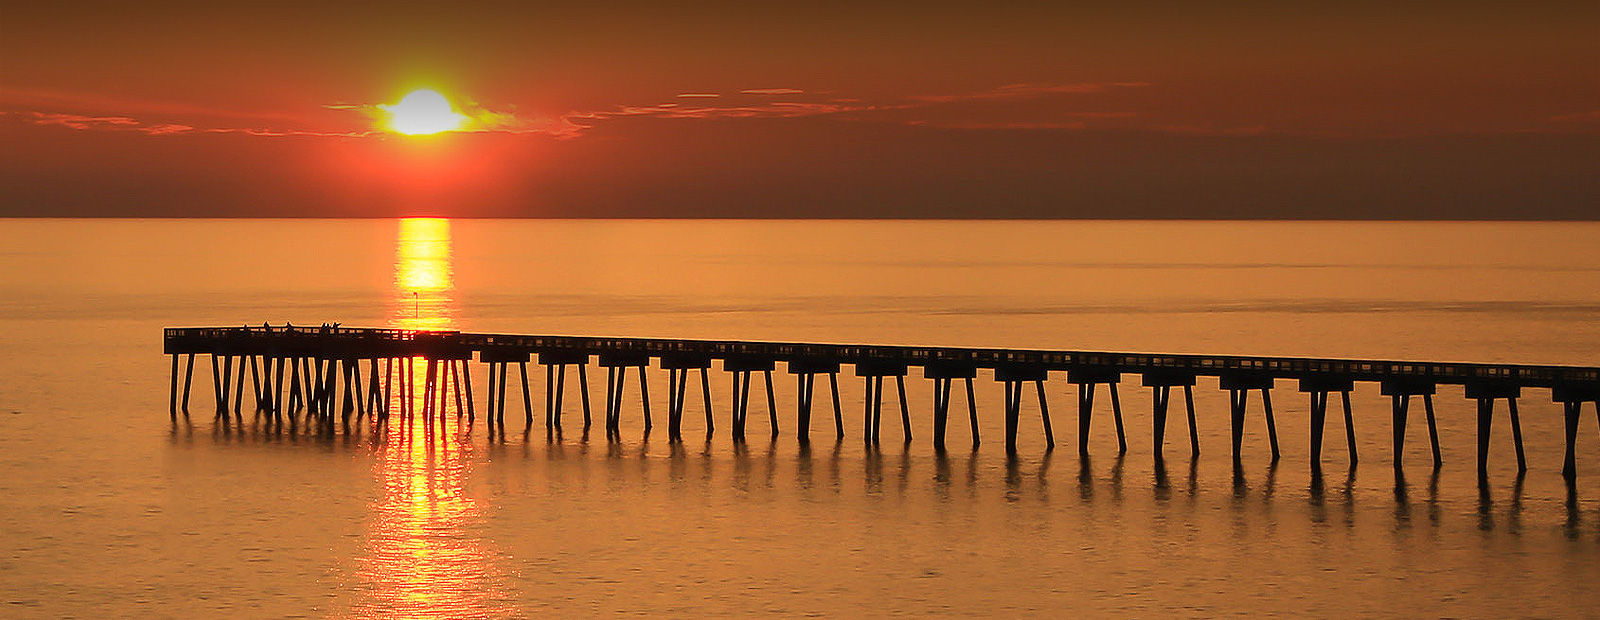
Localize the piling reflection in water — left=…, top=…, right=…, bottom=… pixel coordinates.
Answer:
left=347, top=217, right=514, bottom=619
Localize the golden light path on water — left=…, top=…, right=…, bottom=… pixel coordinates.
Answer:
left=344, top=218, right=517, bottom=619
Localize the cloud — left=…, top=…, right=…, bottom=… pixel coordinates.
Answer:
left=27, top=112, right=196, bottom=135
left=910, top=82, right=1146, bottom=103
left=1550, top=110, right=1600, bottom=122
left=569, top=101, right=862, bottom=122
left=9, top=81, right=1154, bottom=141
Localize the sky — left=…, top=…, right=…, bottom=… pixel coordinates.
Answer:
left=2, top=1, right=1596, bottom=218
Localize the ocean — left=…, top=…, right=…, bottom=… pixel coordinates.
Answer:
left=1, top=218, right=1597, bottom=619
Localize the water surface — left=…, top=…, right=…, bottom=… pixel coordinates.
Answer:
left=1, top=219, right=1597, bottom=619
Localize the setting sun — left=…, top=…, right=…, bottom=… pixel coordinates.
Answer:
left=383, top=89, right=466, bottom=135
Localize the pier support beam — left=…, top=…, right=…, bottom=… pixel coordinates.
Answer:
left=664, top=355, right=713, bottom=442
left=1555, top=383, right=1600, bottom=480
left=997, top=366, right=1051, bottom=454
left=1381, top=379, right=1440, bottom=471
left=1144, top=372, right=1199, bottom=460
left=1300, top=377, right=1356, bottom=470
left=790, top=360, right=843, bottom=445
left=1220, top=373, right=1278, bottom=463
left=1070, top=367, right=1124, bottom=456
left=539, top=351, right=592, bottom=436
left=1467, top=381, right=1525, bottom=477
left=855, top=361, right=909, bottom=445
left=600, top=353, right=650, bottom=440
left=723, top=358, right=777, bottom=442
left=925, top=363, right=978, bottom=451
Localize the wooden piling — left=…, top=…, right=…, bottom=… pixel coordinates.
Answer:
left=1563, top=401, right=1581, bottom=479
left=1184, top=385, right=1199, bottom=457
left=1508, top=397, right=1527, bottom=473
left=169, top=354, right=180, bottom=419
left=1341, top=391, right=1357, bottom=464
left=181, top=353, right=194, bottom=414
left=898, top=376, right=911, bottom=443
left=642, top=365, right=654, bottom=434
left=520, top=361, right=532, bottom=428
left=766, top=370, right=778, bottom=438
left=1477, top=397, right=1493, bottom=477
left=1392, top=394, right=1410, bottom=470
left=1310, top=391, right=1327, bottom=468
left=1003, top=381, right=1021, bottom=454
left=1153, top=386, right=1171, bottom=457
left=833, top=373, right=845, bottom=440
left=584, top=363, right=596, bottom=429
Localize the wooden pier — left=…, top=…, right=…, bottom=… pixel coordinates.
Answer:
left=164, top=325, right=1600, bottom=479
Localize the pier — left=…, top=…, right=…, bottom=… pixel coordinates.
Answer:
left=164, top=325, right=1600, bottom=479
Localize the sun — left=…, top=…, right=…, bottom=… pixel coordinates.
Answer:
left=382, top=89, right=467, bottom=135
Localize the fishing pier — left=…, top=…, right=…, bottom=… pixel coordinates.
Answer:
left=164, top=325, right=1600, bottom=479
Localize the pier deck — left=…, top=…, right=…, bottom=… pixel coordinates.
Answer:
left=163, top=325, right=1600, bottom=478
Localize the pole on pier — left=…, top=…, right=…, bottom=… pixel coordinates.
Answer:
left=486, top=361, right=497, bottom=423
left=520, top=361, right=533, bottom=430
left=462, top=359, right=474, bottom=422
left=451, top=361, right=465, bottom=420
left=1073, top=369, right=1125, bottom=456
left=1508, top=397, right=1527, bottom=473
left=1261, top=387, right=1278, bottom=462
left=862, top=376, right=877, bottom=444
left=1222, top=374, right=1275, bottom=463
left=248, top=355, right=261, bottom=412
left=381, top=358, right=392, bottom=420
left=642, top=365, right=654, bottom=435
left=898, top=376, right=912, bottom=444
left=1392, top=394, right=1410, bottom=471
left=606, top=366, right=620, bottom=439
left=932, top=378, right=950, bottom=450
left=833, top=372, right=845, bottom=440
left=668, top=369, right=685, bottom=441
left=1145, top=373, right=1198, bottom=460
left=1563, top=401, right=1581, bottom=480
left=545, top=364, right=555, bottom=430
left=1342, top=391, right=1357, bottom=464
left=1003, top=380, right=1021, bottom=454
left=1477, top=397, right=1493, bottom=478
left=767, top=370, right=779, bottom=439
left=181, top=354, right=195, bottom=414
left=796, top=373, right=813, bottom=444
left=1185, top=385, right=1199, bottom=456
left=1110, top=383, right=1126, bottom=455
left=583, top=363, right=596, bottom=430
left=1468, top=382, right=1524, bottom=477
left=1423, top=394, right=1441, bottom=466
left=742, top=372, right=755, bottom=441
left=554, top=364, right=566, bottom=433
left=1035, top=380, right=1052, bottom=449
left=210, top=354, right=223, bottom=414
left=1310, top=391, right=1327, bottom=468
left=966, top=377, right=978, bottom=448
left=497, top=362, right=509, bottom=430
left=169, top=354, right=180, bottom=419
left=1152, top=385, right=1170, bottom=458
left=1229, top=388, right=1247, bottom=462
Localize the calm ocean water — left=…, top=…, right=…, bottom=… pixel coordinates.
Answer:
left=1, top=219, right=1598, bottom=619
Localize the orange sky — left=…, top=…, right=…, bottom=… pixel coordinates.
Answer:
left=2, top=1, right=1596, bottom=218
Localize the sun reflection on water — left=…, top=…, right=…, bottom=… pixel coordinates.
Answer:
left=344, top=217, right=516, bottom=619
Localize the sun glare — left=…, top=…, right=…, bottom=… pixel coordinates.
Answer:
left=384, top=89, right=467, bottom=135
